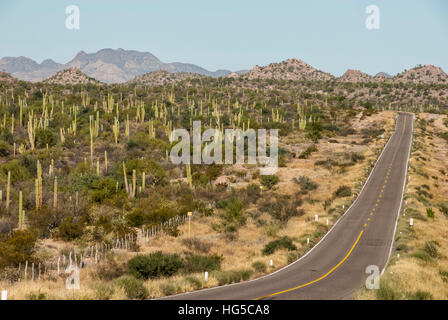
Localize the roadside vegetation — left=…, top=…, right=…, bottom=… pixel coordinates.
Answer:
left=0, top=75, right=443, bottom=299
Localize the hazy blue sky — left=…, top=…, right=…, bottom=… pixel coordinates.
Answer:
left=0, top=0, right=447, bottom=76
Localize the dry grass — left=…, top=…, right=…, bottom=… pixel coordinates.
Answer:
left=3, top=111, right=397, bottom=300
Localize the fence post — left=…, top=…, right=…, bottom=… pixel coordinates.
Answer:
left=1, top=290, right=7, bottom=300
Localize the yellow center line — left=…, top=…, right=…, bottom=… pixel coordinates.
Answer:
left=253, top=230, right=365, bottom=300
left=252, top=115, right=408, bottom=300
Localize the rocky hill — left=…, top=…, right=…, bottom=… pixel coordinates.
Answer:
left=338, top=69, right=374, bottom=83
left=128, top=70, right=206, bottom=86
left=244, top=58, right=334, bottom=81
left=0, top=71, right=16, bottom=84
left=394, top=65, right=448, bottom=84
left=43, top=68, right=101, bottom=85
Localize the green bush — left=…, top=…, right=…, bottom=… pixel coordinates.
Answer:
left=0, top=140, right=10, bottom=156
left=426, top=207, right=435, bottom=219
left=294, top=176, right=319, bottom=192
left=0, top=229, right=37, bottom=267
left=214, top=269, right=253, bottom=285
left=260, top=175, right=279, bottom=190
left=262, top=236, right=297, bottom=255
left=223, top=197, right=246, bottom=225
left=439, top=204, right=448, bottom=217
left=298, top=144, right=318, bottom=159
left=127, top=251, right=184, bottom=279
left=182, top=254, right=222, bottom=273
left=333, top=185, right=352, bottom=198
left=35, top=128, right=57, bottom=148
left=161, top=283, right=177, bottom=296
left=375, top=281, right=401, bottom=300
left=90, top=177, right=119, bottom=203
left=56, top=216, right=84, bottom=241
left=185, top=276, right=202, bottom=289
left=1, top=160, right=31, bottom=183
left=115, top=276, right=148, bottom=300
left=251, top=261, right=267, bottom=273
left=407, top=290, right=433, bottom=300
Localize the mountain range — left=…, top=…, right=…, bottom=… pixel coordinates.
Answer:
left=0, top=48, right=247, bottom=83
left=1, top=48, right=447, bottom=86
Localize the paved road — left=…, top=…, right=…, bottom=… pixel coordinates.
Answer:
left=165, top=112, right=413, bottom=300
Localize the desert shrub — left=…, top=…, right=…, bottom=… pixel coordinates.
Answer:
left=439, top=204, right=448, bottom=217
left=1, top=159, right=31, bottom=182
left=119, top=158, right=167, bottom=186
left=70, top=171, right=99, bottom=192
left=0, top=140, right=10, bottom=156
left=262, top=236, right=297, bottom=255
left=375, top=281, right=401, bottom=300
left=0, top=229, right=37, bottom=267
left=181, top=238, right=211, bottom=254
left=89, top=177, right=120, bottom=203
left=439, top=270, right=448, bottom=283
left=128, top=132, right=168, bottom=152
left=423, top=241, right=439, bottom=258
left=426, top=207, right=435, bottom=219
left=115, top=276, right=148, bottom=300
left=245, top=183, right=261, bottom=203
left=333, top=185, right=351, bottom=198
left=94, top=255, right=127, bottom=281
left=161, top=283, right=178, bottom=296
left=127, top=251, right=184, bottom=279
left=35, top=128, right=56, bottom=148
left=182, top=254, right=222, bottom=273
left=128, top=196, right=178, bottom=226
left=94, top=283, right=116, bottom=300
left=407, top=290, right=433, bottom=300
left=265, top=196, right=304, bottom=224
left=251, top=261, right=267, bottom=273
left=164, top=225, right=180, bottom=237
left=56, top=216, right=84, bottom=241
left=350, top=152, right=365, bottom=163
left=298, top=144, right=318, bottom=159
left=185, top=276, right=202, bottom=289
left=214, top=269, right=253, bottom=285
left=260, top=175, right=279, bottom=190
left=26, top=290, right=47, bottom=300
left=217, top=196, right=246, bottom=228
left=293, top=176, right=319, bottom=192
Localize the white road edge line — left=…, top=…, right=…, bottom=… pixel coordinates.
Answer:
left=158, top=113, right=401, bottom=300
left=380, top=113, right=414, bottom=276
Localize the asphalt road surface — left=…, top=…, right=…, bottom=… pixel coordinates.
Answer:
left=165, top=112, right=414, bottom=300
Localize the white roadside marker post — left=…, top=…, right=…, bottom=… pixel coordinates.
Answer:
left=204, top=271, right=208, bottom=282
left=326, top=219, right=329, bottom=226
left=409, top=218, right=414, bottom=227
left=307, top=238, right=310, bottom=245
left=1, top=290, right=7, bottom=300
left=270, top=259, right=273, bottom=267
left=314, top=214, right=318, bottom=222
